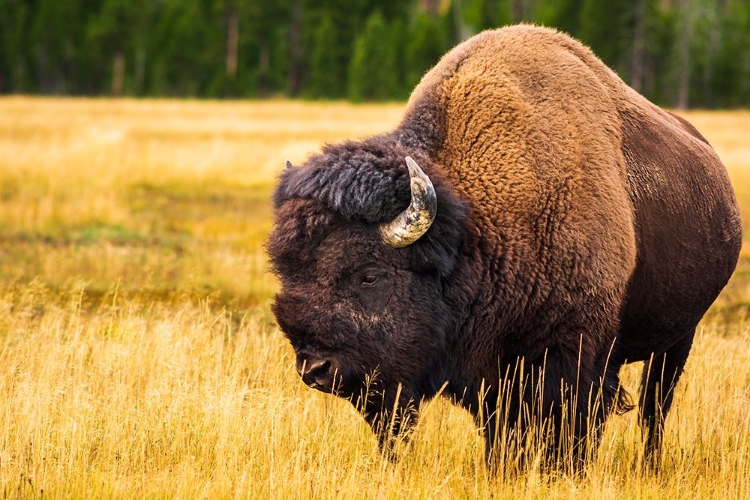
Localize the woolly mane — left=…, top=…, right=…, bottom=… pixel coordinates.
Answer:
left=270, top=135, right=470, bottom=276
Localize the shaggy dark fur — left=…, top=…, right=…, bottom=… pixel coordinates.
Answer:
left=267, top=25, right=742, bottom=472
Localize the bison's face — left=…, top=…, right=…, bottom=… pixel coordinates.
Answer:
left=272, top=223, right=450, bottom=402
left=273, top=215, right=450, bottom=438
left=267, top=148, right=468, bottom=440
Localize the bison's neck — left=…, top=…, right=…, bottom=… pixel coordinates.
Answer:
left=441, top=213, right=574, bottom=416
left=439, top=225, right=508, bottom=410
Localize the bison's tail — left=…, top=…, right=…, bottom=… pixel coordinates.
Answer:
left=614, top=385, right=635, bottom=415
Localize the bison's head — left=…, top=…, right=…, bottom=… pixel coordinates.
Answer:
left=267, top=139, right=468, bottom=443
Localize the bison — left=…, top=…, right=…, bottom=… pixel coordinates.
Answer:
left=267, top=25, right=741, bottom=471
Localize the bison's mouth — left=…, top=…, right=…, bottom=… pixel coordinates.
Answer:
left=307, top=381, right=333, bottom=393
left=304, top=376, right=342, bottom=394
left=294, top=353, right=420, bottom=448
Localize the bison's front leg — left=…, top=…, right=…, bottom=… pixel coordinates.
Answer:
left=484, top=347, right=616, bottom=474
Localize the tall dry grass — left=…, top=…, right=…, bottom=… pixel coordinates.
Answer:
left=0, top=97, right=749, bottom=498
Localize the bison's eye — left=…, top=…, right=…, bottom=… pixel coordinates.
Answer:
left=359, top=268, right=387, bottom=288
left=350, top=266, right=388, bottom=290
left=361, top=274, right=379, bottom=287
left=349, top=265, right=394, bottom=311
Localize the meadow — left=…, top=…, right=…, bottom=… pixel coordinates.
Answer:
left=1, top=97, right=750, bottom=498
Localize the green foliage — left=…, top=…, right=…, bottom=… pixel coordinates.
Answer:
left=713, top=1, right=750, bottom=108
left=243, top=1, right=291, bottom=97
left=535, top=0, right=583, bottom=34
left=0, top=0, right=32, bottom=92
left=641, top=0, right=677, bottom=104
left=347, top=12, right=399, bottom=101
left=464, top=0, right=512, bottom=31
left=578, top=0, right=630, bottom=72
left=405, top=13, right=446, bottom=90
left=389, top=18, right=409, bottom=100
left=30, top=0, right=88, bottom=93
left=306, top=12, right=341, bottom=98
left=85, top=0, right=147, bottom=95
left=86, top=0, right=137, bottom=51
left=148, top=0, right=221, bottom=97
left=0, top=0, right=749, bottom=106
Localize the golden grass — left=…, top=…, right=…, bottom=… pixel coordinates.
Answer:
left=1, top=97, right=749, bottom=498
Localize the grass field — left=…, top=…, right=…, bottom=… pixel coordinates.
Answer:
left=1, top=97, right=750, bottom=499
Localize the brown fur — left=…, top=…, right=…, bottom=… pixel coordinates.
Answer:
left=268, top=25, right=742, bottom=471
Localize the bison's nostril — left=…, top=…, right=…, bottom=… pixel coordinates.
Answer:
left=298, top=358, right=337, bottom=392
left=305, top=359, right=330, bottom=384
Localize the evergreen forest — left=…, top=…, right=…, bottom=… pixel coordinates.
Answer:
left=1, top=0, right=749, bottom=108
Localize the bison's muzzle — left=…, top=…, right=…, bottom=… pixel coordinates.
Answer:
left=295, top=353, right=342, bottom=394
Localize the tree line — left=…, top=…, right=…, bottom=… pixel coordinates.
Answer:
left=1, top=0, right=749, bottom=108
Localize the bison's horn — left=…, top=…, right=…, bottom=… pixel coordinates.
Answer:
left=378, top=156, right=437, bottom=248
left=285, top=159, right=293, bottom=170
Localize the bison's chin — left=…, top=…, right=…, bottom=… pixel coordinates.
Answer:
left=297, top=357, right=423, bottom=456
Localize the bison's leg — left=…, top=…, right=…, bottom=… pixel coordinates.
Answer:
left=531, top=345, right=630, bottom=473
left=537, top=347, right=603, bottom=474
left=484, top=346, right=617, bottom=475
left=479, top=370, right=542, bottom=476
left=638, top=329, right=695, bottom=469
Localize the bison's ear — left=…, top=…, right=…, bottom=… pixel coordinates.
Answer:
left=378, top=157, right=437, bottom=248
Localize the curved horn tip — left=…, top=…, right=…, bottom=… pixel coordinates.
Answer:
left=405, top=156, right=424, bottom=178
left=285, top=159, right=293, bottom=170
left=378, top=156, right=438, bottom=248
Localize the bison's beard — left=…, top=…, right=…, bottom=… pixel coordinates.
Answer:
left=342, top=352, right=448, bottom=456
left=348, top=374, right=421, bottom=455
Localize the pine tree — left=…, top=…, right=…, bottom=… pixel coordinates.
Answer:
left=464, top=0, right=512, bottom=30
left=87, top=0, right=145, bottom=96
left=673, top=0, right=697, bottom=109
left=405, top=13, right=446, bottom=90
left=0, top=0, right=745, bottom=105
left=306, top=12, right=341, bottom=98
left=253, top=1, right=292, bottom=97
left=685, top=0, right=721, bottom=107
left=299, top=0, right=365, bottom=98
left=30, top=0, right=88, bottom=93
left=578, top=0, right=630, bottom=72
left=639, top=0, right=675, bottom=105
left=0, top=0, right=10, bottom=92
left=347, top=11, right=398, bottom=101
left=535, top=0, right=583, bottom=34
left=147, top=0, right=221, bottom=97
left=713, top=0, right=750, bottom=107
left=0, top=0, right=32, bottom=92
left=389, top=18, right=410, bottom=98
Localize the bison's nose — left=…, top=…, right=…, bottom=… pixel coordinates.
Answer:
left=295, top=356, right=340, bottom=393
